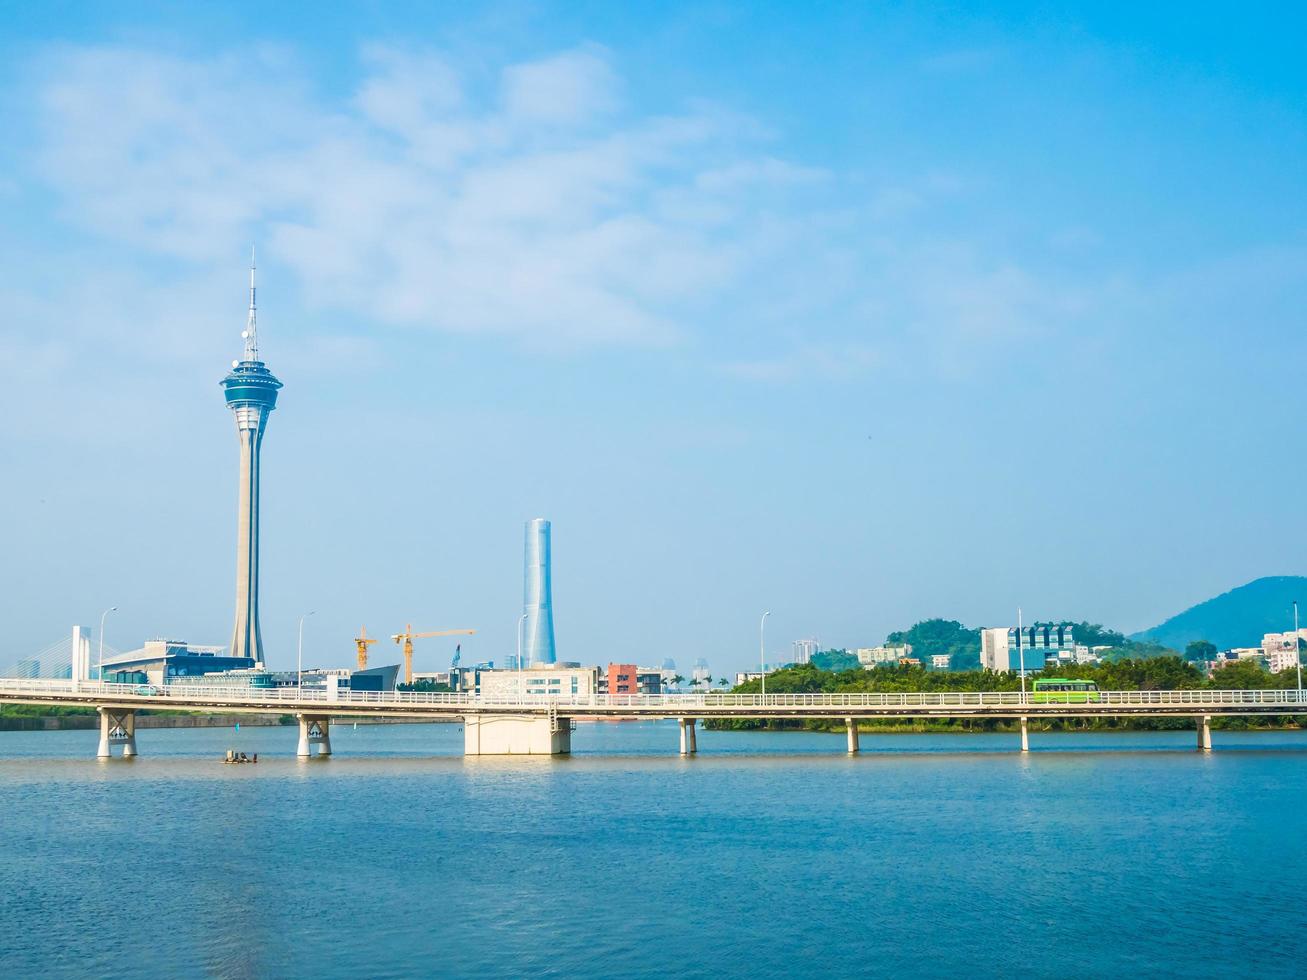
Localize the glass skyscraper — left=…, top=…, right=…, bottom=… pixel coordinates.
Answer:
left=523, top=518, right=557, bottom=666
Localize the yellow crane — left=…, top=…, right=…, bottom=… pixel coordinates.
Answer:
left=354, top=626, right=379, bottom=671
left=392, top=624, right=476, bottom=684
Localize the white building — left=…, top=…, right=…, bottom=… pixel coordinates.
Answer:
left=734, top=671, right=765, bottom=686
left=792, top=639, right=819, bottom=665
left=478, top=663, right=599, bottom=699
left=1262, top=630, right=1307, bottom=674
left=856, top=644, right=912, bottom=667
left=931, top=655, right=950, bottom=670
left=980, top=625, right=1075, bottom=674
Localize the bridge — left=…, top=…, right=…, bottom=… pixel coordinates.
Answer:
left=1, top=677, right=1304, bottom=757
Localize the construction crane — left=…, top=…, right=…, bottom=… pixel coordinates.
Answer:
left=354, top=626, right=379, bottom=671
left=392, top=624, right=476, bottom=685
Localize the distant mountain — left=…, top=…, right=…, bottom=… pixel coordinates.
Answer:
left=1132, top=576, right=1307, bottom=651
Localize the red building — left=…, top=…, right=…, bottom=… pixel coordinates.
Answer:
left=607, top=663, right=638, bottom=695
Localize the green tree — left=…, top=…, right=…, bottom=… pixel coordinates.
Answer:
left=886, top=619, right=982, bottom=670
left=1209, top=658, right=1271, bottom=688
left=811, top=649, right=860, bottom=671
left=1185, top=639, right=1218, bottom=663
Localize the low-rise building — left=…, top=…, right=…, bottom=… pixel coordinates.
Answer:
left=856, top=644, right=912, bottom=667
left=1262, top=630, right=1307, bottom=673
left=931, top=655, right=950, bottom=670
left=597, top=665, right=663, bottom=695
left=734, top=671, right=765, bottom=686
left=478, top=662, right=599, bottom=699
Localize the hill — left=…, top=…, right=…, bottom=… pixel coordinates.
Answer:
left=1132, top=576, right=1307, bottom=651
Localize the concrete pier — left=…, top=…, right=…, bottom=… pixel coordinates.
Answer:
left=96, top=708, right=136, bottom=759
left=463, top=714, right=571, bottom=755
left=679, top=717, right=698, bottom=756
left=296, top=714, right=332, bottom=758
left=1020, top=716, right=1029, bottom=753
left=846, top=717, right=859, bottom=754
left=1198, top=714, right=1212, bottom=752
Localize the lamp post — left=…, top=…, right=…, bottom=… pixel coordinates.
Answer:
left=1017, top=606, right=1026, bottom=704
left=297, top=611, right=315, bottom=694
left=1295, top=600, right=1302, bottom=698
left=97, top=611, right=118, bottom=684
left=517, top=612, right=528, bottom=700
left=760, top=610, right=771, bottom=699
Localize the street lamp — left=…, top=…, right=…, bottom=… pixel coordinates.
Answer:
left=1017, top=606, right=1027, bottom=704
left=1295, top=600, right=1302, bottom=697
left=97, top=606, right=117, bottom=685
left=760, top=610, right=771, bottom=699
left=297, top=611, right=315, bottom=693
left=517, top=612, right=528, bottom=699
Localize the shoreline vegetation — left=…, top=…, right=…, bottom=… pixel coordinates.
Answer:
left=709, top=657, right=1307, bottom=733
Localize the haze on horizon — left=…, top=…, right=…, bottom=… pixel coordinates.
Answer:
left=2, top=1, right=1304, bottom=676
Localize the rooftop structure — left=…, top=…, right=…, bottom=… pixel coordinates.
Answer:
left=220, top=251, right=282, bottom=666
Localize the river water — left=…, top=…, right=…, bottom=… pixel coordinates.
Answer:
left=0, top=721, right=1303, bottom=978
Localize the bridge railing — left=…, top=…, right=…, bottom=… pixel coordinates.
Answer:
left=0, top=677, right=1304, bottom=710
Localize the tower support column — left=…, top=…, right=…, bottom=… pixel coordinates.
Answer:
left=297, top=715, right=331, bottom=758
left=97, top=707, right=136, bottom=759
left=1020, top=716, right=1030, bottom=753
left=846, top=717, right=860, bottom=753
left=679, top=717, right=698, bottom=756
left=1198, top=715, right=1212, bottom=752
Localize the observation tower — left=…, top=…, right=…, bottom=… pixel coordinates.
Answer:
left=220, top=251, right=282, bottom=666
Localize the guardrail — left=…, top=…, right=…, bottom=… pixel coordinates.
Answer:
left=0, top=678, right=1304, bottom=711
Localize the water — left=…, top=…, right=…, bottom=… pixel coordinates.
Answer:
left=1, top=721, right=1304, bottom=979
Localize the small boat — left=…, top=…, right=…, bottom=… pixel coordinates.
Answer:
left=223, top=750, right=258, bottom=764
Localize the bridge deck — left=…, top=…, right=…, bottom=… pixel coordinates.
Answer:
left=1, top=679, right=1304, bottom=720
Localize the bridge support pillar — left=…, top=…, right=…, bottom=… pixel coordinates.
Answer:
left=96, top=707, right=136, bottom=759
left=296, top=715, right=332, bottom=758
left=463, top=714, right=571, bottom=755
left=1019, top=716, right=1029, bottom=753
left=846, top=717, right=859, bottom=753
left=679, top=717, right=697, bottom=756
left=1198, top=715, right=1212, bottom=752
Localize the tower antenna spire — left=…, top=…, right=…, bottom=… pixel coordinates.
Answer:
left=243, top=245, right=259, bottom=361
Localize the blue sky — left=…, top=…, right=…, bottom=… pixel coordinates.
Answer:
left=2, top=2, right=1305, bottom=674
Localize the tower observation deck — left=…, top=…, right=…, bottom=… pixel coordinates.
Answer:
left=220, top=252, right=282, bottom=666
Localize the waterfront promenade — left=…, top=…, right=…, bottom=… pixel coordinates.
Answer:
left=1, top=678, right=1303, bottom=756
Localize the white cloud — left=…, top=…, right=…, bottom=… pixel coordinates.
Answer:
left=22, top=42, right=817, bottom=348
left=12, top=38, right=1109, bottom=377
left=500, top=47, right=619, bottom=126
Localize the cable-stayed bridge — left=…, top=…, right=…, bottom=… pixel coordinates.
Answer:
left=0, top=634, right=123, bottom=681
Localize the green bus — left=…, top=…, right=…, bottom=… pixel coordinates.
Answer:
left=1031, top=678, right=1102, bottom=703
